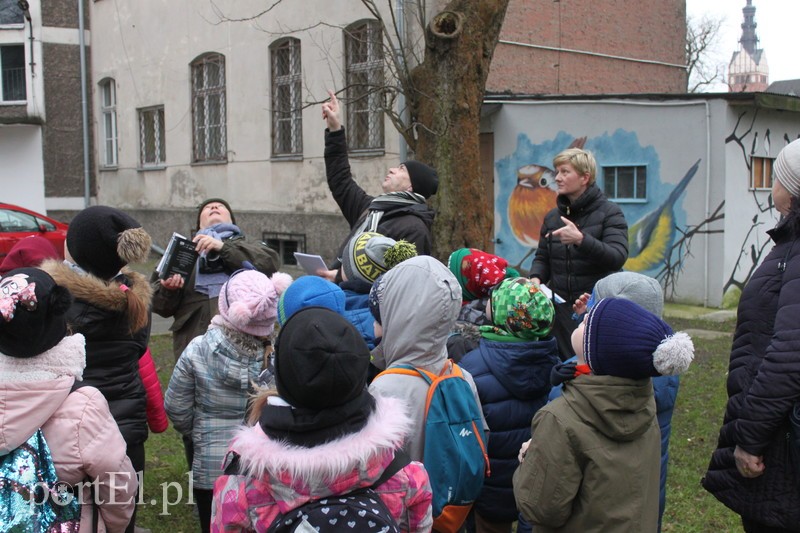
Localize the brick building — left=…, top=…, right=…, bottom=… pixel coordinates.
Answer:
left=488, top=0, right=687, bottom=95
left=0, top=0, right=90, bottom=215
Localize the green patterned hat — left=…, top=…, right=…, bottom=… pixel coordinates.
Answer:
left=480, top=277, right=554, bottom=341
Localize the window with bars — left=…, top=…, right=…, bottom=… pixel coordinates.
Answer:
left=750, top=156, right=774, bottom=190
left=100, top=79, right=118, bottom=167
left=602, top=165, right=647, bottom=201
left=138, top=106, right=166, bottom=168
left=270, top=38, right=302, bottom=157
left=191, top=54, right=227, bottom=162
left=0, top=0, right=24, bottom=25
left=345, top=20, right=384, bottom=151
left=262, top=232, right=305, bottom=266
left=1, top=45, right=26, bottom=102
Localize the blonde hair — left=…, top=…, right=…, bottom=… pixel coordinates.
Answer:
left=553, top=148, right=597, bottom=185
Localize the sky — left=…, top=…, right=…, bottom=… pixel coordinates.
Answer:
left=686, top=0, right=800, bottom=91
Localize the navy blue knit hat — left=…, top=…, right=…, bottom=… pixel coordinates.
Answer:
left=584, top=298, right=694, bottom=379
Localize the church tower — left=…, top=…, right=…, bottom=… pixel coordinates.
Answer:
left=728, top=0, right=769, bottom=92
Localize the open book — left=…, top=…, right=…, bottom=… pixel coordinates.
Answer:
left=156, top=232, right=198, bottom=280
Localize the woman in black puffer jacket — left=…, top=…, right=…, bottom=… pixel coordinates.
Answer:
left=529, top=148, right=628, bottom=360
left=703, top=139, right=800, bottom=533
left=42, top=205, right=152, bottom=533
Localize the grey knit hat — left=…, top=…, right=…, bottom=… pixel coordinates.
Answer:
left=341, top=232, right=417, bottom=285
left=594, top=272, right=664, bottom=318
left=774, top=138, right=800, bottom=198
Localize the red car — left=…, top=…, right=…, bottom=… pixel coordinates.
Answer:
left=0, top=203, right=68, bottom=260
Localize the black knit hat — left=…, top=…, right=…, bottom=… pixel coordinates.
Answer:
left=274, top=307, right=371, bottom=410
left=0, top=268, right=73, bottom=358
left=66, top=206, right=152, bottom=280
left=196, top=198, right=236, bottom=229
left=404, top=160, right=439, bottom=199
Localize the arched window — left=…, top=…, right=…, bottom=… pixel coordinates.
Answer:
left=344, top=20, right=384, bottom=151
left=270, top=38, right=302, bottom=156
left=191, top=53, right=227, bottom=162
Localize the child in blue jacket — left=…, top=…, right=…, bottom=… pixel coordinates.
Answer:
left=459, top=277, right=559, bottom=532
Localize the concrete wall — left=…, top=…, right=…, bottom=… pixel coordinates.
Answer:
left=0, top=0, right=89, bottom=215
left=721, top=105, right=800, bottom=301
left=0, top=124, right=45, bottom=212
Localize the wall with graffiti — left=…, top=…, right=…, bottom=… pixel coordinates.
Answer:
left=489, top=98, right=800, bottom=306
left=722, top=106, right=800, bottom=304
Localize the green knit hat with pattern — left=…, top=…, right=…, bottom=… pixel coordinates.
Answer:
left=480, top=277, right=554, bottom=342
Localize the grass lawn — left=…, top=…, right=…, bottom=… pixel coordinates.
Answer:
left=136, top=316, right=744, bottom=532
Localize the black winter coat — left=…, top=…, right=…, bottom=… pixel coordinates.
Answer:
left=42, top=260, right=151, bottom=449
left=529, top=185, right=628, bottom=302
left=702, top=209, right=800, bottom=531
left=324, top=128, right=435, bottom=258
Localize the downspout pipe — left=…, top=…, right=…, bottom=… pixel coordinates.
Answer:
left=78, top=0, right=90, bottom=208
left=396, top=0, right=407, bottom=162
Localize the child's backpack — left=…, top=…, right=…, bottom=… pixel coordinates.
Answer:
left=377, top=360, right=490, bottom=533
left=0, top=429, right=82, bottom=532
left=224, top=450, right=409, bottom=533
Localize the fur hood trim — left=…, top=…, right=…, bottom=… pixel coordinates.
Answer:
left=0, top=334, right=86, bottom=382
left=232, top=395, right=411, bottom=484
left=40, top=259, right=152, bottom=329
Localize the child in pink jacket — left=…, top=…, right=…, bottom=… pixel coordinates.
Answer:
left=0, top=268, right=138, bottom=532
left=211, top=307, right=432, bottom=532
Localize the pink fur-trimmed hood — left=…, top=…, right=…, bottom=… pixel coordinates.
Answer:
left=229, top=394, right=412, bottom=494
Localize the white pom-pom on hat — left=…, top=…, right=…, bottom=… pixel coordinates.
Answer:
left=653, top=331, right=694, bottom=376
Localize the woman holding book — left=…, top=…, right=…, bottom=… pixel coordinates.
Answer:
left=151, top=198, right=281, bottom=361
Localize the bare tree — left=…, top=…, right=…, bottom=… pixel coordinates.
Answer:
left=337, top=0, right=511, bottom=257
left=212, top=0, right=509, bottom=258
left=686, top=14, right=726, bottom=93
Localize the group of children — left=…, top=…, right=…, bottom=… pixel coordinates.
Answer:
left=0, top=206, right=695, bottom=533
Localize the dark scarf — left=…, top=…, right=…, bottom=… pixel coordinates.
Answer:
left=357, top=191, right=427, bottom=234
left=259, top=390, right=376, bottom=448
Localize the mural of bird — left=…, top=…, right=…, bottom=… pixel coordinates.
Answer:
left=624, top=159, right=701, bottom=273
left=508, top=164, right=558, bottom=246
left=508, top=136, right=587, bottom=246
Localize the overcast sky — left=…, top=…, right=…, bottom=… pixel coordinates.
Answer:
left=686, top=0, right=800, bottom=90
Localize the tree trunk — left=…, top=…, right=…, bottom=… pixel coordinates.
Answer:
left=408, top=0, right=510, bottom=260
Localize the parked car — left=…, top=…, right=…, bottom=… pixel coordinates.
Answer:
left=0, top=203, right=68, bottom=260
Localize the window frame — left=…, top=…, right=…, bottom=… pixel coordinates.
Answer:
left=138, top=105, right=166, bottom=169
left=750, top=156, right=774, bottom=191
left=0, top=44, right=27, bottom=103
left=262, top=231, right=305, bottom=266
left=99, top=78, right=118, bottom=168
left=191, top=53, right=227, bottom=164
left=270, top=38, right=303, bottom=158
left=344, top=19, right=384, bottom=153
left=602, top=165, right=648, bottom=203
